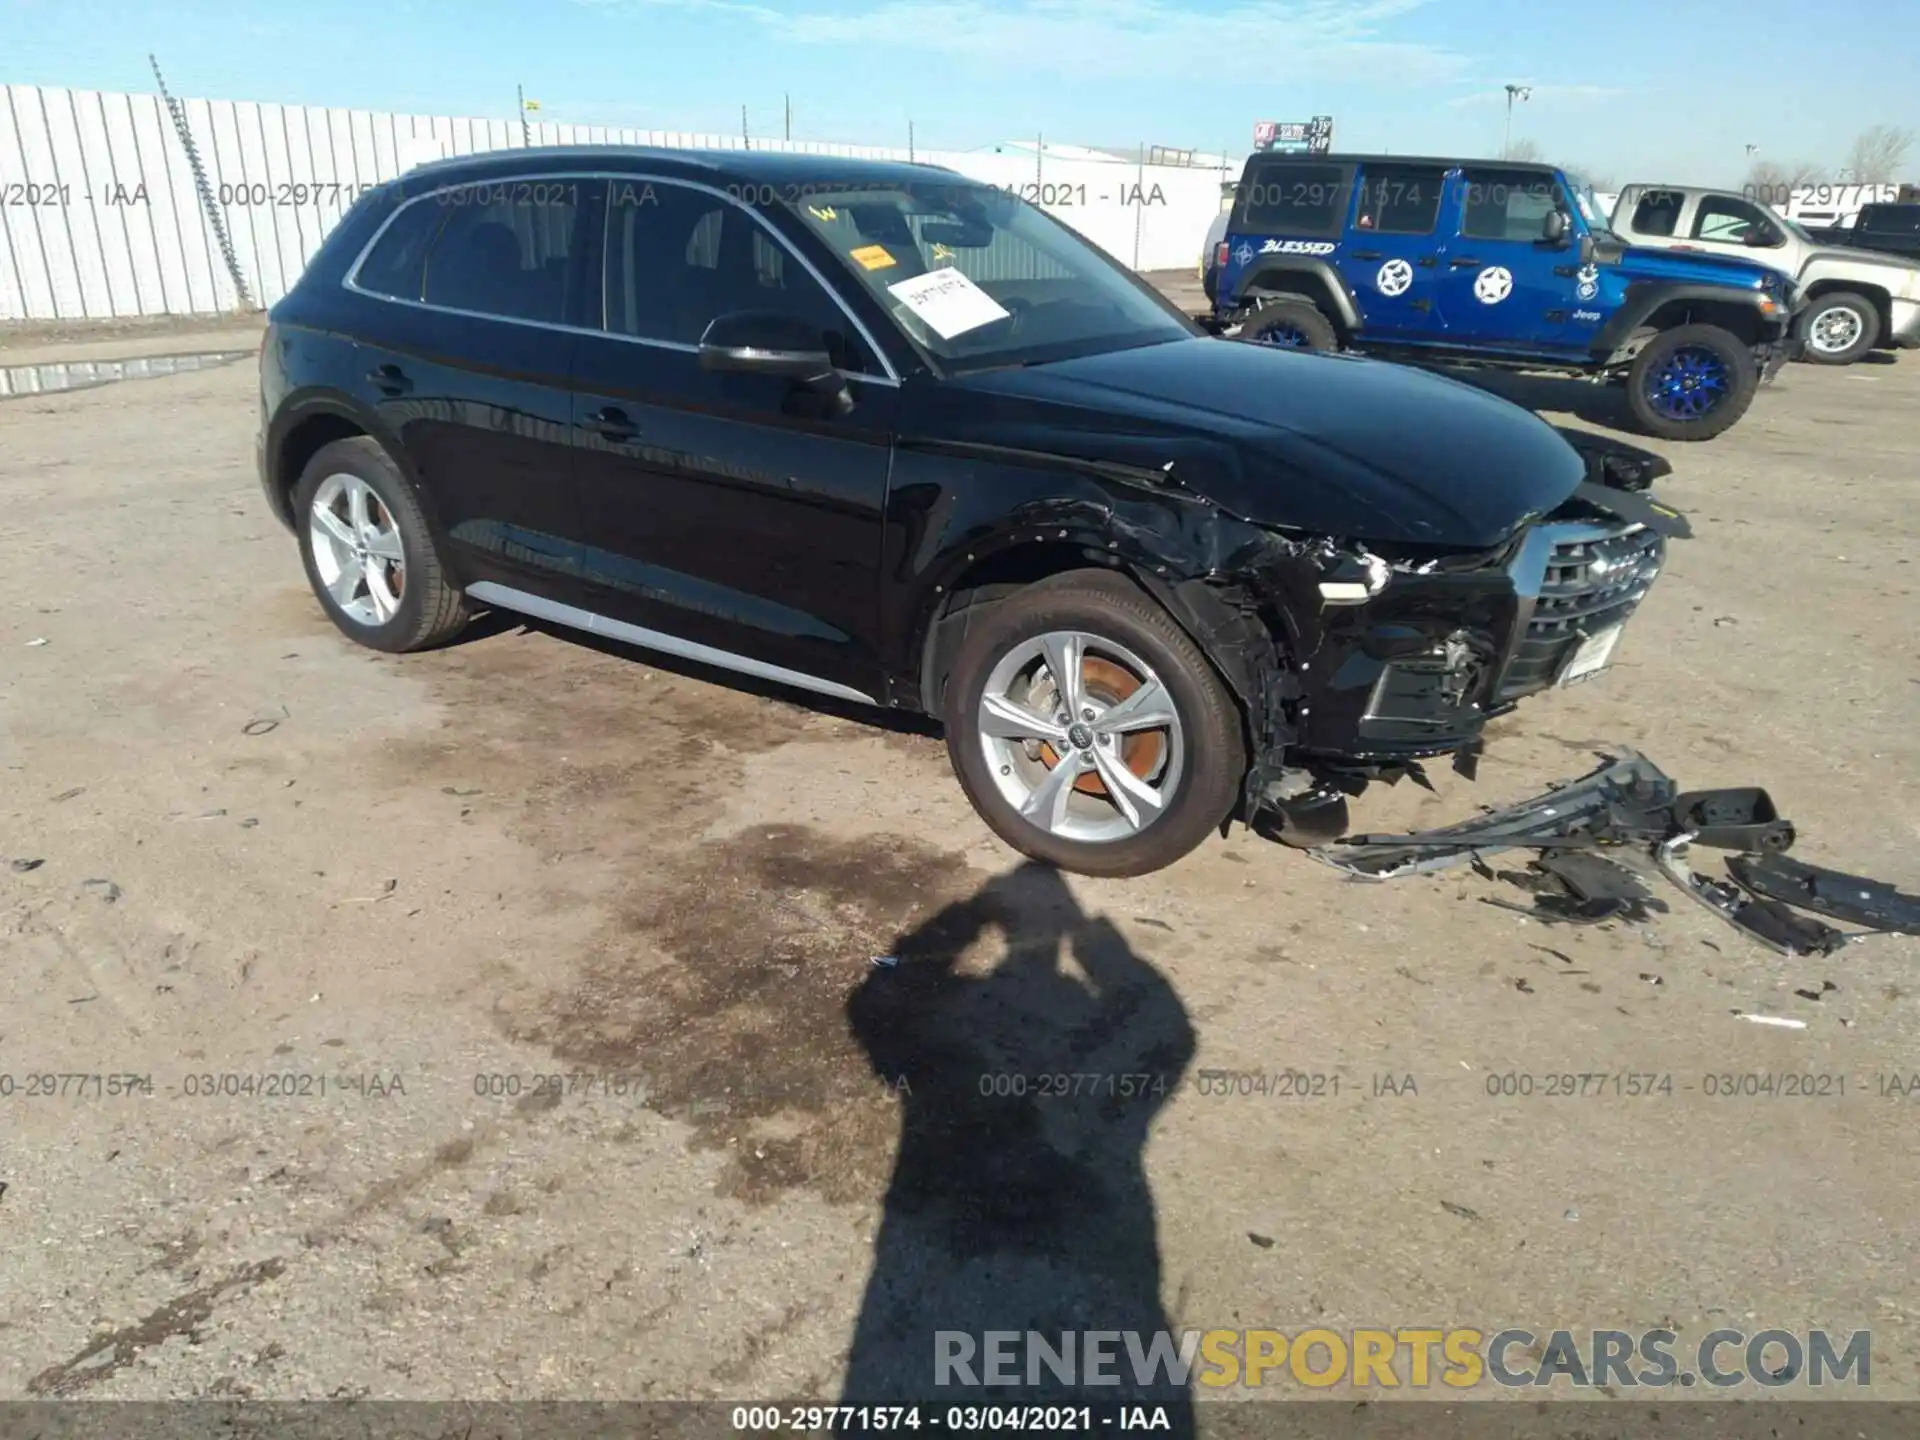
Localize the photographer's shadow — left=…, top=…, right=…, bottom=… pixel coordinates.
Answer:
left=839, top=862, right=1196, bottom=1434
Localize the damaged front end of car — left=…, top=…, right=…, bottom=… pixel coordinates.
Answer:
left=1154, top=480, right=1677, bottom=845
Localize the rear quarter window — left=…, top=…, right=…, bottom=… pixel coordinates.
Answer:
left=351, top=197, right=447, bottom=301
left=1232, top=162, right=1353, bottom=238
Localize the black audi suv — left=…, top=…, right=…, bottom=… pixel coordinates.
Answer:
left=257, top=146, right=1668, bottom=876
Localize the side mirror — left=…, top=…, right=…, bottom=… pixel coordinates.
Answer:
left=1745, top=228, right=1780, bottom=248
left=1541, top=210, right=1570, bottom=245
left=1579, top=233, right=1596, bottom=265
left=697, top=312, right=853, bottom=418
left=698, top=312, right=838, bottom=380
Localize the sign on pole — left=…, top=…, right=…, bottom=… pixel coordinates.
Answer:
left=1253, top=115, right=1334, bottom=154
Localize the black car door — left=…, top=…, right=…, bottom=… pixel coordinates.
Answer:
left=344, top=175, right=599, bottom=601
left=568, top=177, right=900, bottom=705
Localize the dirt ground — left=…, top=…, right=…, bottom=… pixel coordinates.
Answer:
left=2, top=280, right=1917, bottom=1416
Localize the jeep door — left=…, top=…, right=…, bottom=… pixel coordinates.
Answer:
left=1335, top=161, right=1449, bottom=341
left=1434, top=167, right=1583, bottom=353
left=567, top=177, right=898, bottom=704
left=345, top=177, right=592, bottom=598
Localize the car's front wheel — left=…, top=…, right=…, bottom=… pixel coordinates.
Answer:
left=1623, top=324, right=1758, bottom=441
left=1796, top=291, right=1880, bottom=364
left=294, top=436, right=470, bottom=653
left=941, top=572, right=1247, bottom=878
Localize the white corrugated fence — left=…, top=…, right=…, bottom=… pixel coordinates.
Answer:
left=1, top=84, right=1230, bottom=321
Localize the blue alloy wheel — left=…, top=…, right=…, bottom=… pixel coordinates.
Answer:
left=1643, top=345, right=1729, bottom=422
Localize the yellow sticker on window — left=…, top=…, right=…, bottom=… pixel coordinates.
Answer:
left=808, top=204, right=839, bottom=221
left=930, top=242, right=956, bottom=262
left=850, top=244, right=896, bottom=270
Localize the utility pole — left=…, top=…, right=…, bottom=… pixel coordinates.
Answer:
left=741, top=104, right=750, bottom=150
left=1502, top=83, right=1531, bottom=157
left=908, top=120, right=915, bottom=163
left=518, top=84, right=530, bottom=147
left=784, top=93, right=791, bottom=141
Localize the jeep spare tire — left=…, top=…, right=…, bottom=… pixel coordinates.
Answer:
left=1237, top=300, right=1337, bottom=352
left=1624, top=324, right=1758, bottom=441
left=1796, top=291, right=1880, bottom=365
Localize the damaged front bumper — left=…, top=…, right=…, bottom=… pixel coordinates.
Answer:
left=1280, top=488, right=1668, bottom=770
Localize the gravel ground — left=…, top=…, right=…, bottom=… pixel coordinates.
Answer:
left=1, top=287, right=1917, bottom=1413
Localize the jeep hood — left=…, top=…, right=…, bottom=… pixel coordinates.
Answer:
left=927, top=337, right=1587, bottom=549
left=1615, top=244, right=1777, bottom=289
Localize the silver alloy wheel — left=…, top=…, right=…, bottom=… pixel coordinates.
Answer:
left=976, top=630, right=1185, bottom=844
left=309, top=473, right=406, bottom=627
left=1808, top=303, right=1864, bottom=354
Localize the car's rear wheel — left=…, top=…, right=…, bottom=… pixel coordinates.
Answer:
left=1796, top=291, right=1880, bottom=364
left=941, top=572, right=1247, bottom=878
left=1236, top=299, right=1337, bottom=351
left=294, top=436, right=470, bottom=653
left=1623, top=324, right=1757, bottom=441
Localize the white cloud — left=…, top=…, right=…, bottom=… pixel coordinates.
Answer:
left=578, top=0, right=1470, bottom=83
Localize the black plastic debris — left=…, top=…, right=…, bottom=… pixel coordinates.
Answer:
left=1727, top=855, right=1920, bottom=937
left=9, top=858, right=46, bottom=873
left=1311, top=748, right=1915, bottom=957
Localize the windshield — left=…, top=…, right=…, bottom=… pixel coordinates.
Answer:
left=784, top=183, right=1194, bottom=373
left=1563, top=173, right=1617, bottom=238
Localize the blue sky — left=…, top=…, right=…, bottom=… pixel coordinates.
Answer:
left=5, top=0, right=1916, bottom=185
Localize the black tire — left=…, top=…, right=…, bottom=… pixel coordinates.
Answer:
left=293, top=436, right=470, bottom=653
left=1237, top=299, right=1338, bottom=352
left=1623, top=324, right=1758, bottom=441
left=941, top=570, right=1247, bottom=878
left=1202, top=264, right=1219, bottom=306
left=1795, top=291, right=1880, bottom=365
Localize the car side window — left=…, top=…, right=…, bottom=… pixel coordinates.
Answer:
left=1863, top=205, right=1920, bottom=234
left=1352, top=164, right=1446, bottom=235
left=605, top=181, right=873, bottom=372
left=1693, top=196, right=1780, bottom=245
left=354, top=197, right=447, bottom=301
left=1459, top=169, right=1563, bottom=241
left=1629, top=189, right=1685, bottom=237
left=1234, top=162, right=1351, bottom=237
left=421, top=181, right=583, bottom=324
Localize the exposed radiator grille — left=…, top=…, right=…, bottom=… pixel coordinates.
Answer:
left=1496, top=523, right=1665, bottom=701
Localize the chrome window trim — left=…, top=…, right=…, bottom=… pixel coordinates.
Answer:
left=341, top=169, right=903, bottom=386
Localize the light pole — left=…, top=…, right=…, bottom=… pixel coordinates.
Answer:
left=1503, top=84, right=1532, bottom=157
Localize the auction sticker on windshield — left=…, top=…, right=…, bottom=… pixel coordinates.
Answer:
left=886, top=267, right=1010, bottom=340
left=850, top=244, right=897, bottom=271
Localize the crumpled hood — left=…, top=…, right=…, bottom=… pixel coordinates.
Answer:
left=933, top=338, right=1587, bottom=549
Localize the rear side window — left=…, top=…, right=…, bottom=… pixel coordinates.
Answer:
left=1353, top=164, right=1446, bottom=235
left=1629, top=189, right=1685, bottom=237
left=1862, top=206, right=1920, bottom=234
left=422, top=180, right=584, bottom=325
left=1459, top=168, right=1563, bottom=241
left=352, top=198, right=446, bottom=301
left=1234, top=162, right=1352, bottom=237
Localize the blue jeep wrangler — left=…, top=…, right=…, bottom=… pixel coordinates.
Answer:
left=1209, top=154, right=1800, bottom=440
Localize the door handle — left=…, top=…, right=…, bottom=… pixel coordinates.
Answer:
left=1351, top=248, right=1383, bottom=260
left=1416, top=255, right=1437, bottom=267
left=1448, top=257, right=1484, bottom=268
left=366, top=364, right=411, bottom=395
left=587, top=406, right=638, bottom=442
